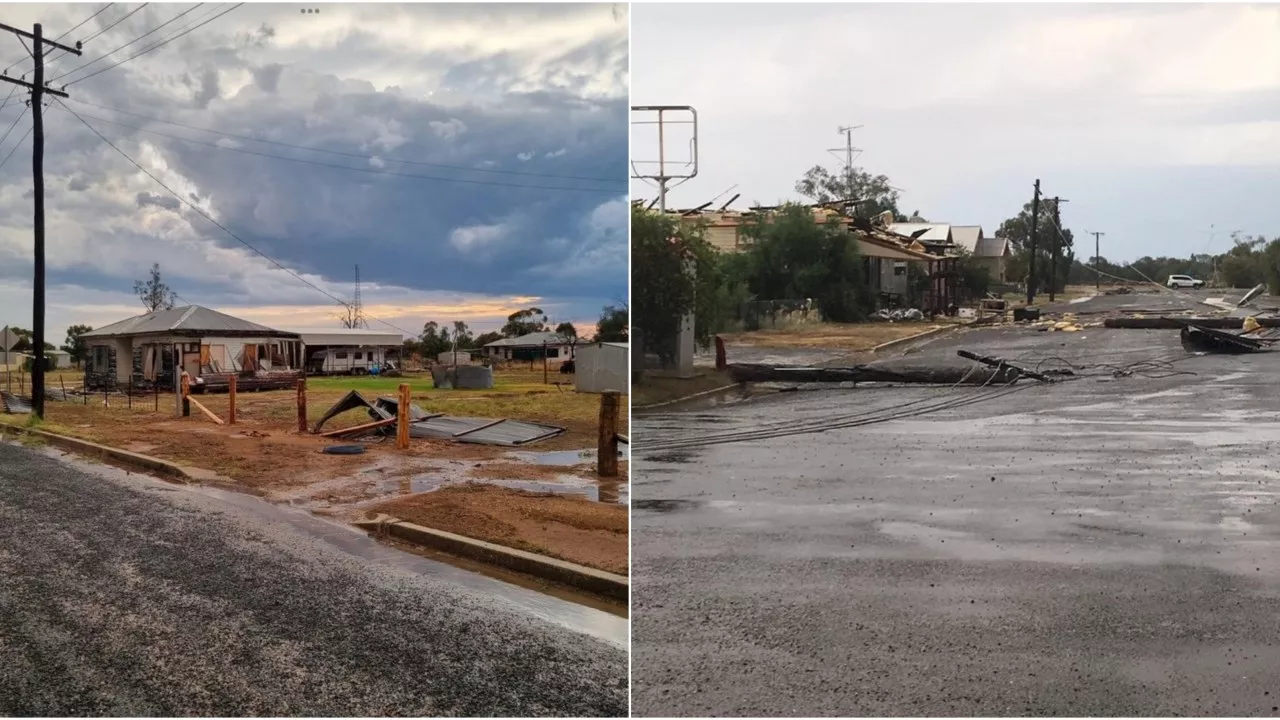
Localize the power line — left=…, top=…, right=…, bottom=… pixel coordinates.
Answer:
left=79, top=3, right=149, bottom=47
left=2, top=4, right=112, bottom=77
left=56, top=105, right=625, bottom=193
left=0, top=104, right=28, bottom=148
left=64, top=3, right=242, bottom=88
left=58, top=99, right=415, bottom=338
left=66, top=97, right=626, bottom=184
left=51, top=3, right=204, bottom=85
left=0, top=123, right=31, bottom=173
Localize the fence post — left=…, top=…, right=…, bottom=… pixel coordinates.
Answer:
left=228, top=375, right=237, bottom=425
left=180, top=373, right=190, bottom=417
left=127, top=375, right=132, bottom=409
left=154, top=382, right=158, bottom=412
left=397, top=383, right=411, bottom=450
left=597, top=391, right=620, bottom=477
left=296, top=378, right=307, bottom=433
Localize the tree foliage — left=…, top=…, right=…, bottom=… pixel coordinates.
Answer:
left=474, top=331, right=504, bottom=348
left=451, top=321, right=475, bottom=350
left=595, top=305, right=628, bottom=343
left=794, top=164, right=903, bottom=220
left=417, top=321, right=452, bottom=359
left=734, top=204, right=873, bottom=322
left=61, top=324, right=94, bottom=364
left=135, top=263, right=178, bottom=312
left=631, top=205, right=718, bottom=362
left=501, top=307, right=547, bottom=337
left=997, top=199, right=1075, bottom=295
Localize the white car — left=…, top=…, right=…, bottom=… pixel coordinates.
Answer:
left=1166, top=274, right=1205, bottom=289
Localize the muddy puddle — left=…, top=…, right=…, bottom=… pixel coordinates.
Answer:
left=271, top=448, right=630, bottom=516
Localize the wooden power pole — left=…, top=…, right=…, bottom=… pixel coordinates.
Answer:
left=0, top=22, right=81, bottom=418
left=1027, top=179, right=1040, bottom=305
left=1091, top=231, right=1105, bottom=289
left=1047, top=196, right=1068, bottom=302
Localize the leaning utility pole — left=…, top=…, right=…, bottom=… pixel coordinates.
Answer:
left=1091, top=231, right=1105, bottom=289
left=1046, top=196, right=1068, bottom=302
left=0, top=22, right=81, bottom=419
left=1027, top=179, right=1040, bottom=305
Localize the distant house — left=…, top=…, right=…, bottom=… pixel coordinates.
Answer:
left=287, top=328, right=403, bottom=375
left=482, top=331, right=575, bottom=362
left=950, top=225, right=1011, bottom=283
left=81, top=306, right=303, bottom=391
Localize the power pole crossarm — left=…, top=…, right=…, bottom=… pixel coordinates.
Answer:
left=3, top=20, right=81, bottom=419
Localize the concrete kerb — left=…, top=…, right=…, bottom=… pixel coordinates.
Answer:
left=355, top=513, right=630, bottom=602
left=871, top=324, right=958, bottom=354
left=0, top=423, right=194, bottom=481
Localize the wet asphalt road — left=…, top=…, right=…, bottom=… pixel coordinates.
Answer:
left=0, top=443, right=627, bottom=717
left=633, top=320, right=1280, bottom=716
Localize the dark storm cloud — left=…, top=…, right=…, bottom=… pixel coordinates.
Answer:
left=0, top=2, right=628, bottom=317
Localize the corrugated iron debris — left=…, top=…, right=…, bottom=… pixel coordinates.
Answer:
left=311, top=391, right=565, bottom=446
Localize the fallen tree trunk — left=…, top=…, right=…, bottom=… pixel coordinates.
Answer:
left=1103, top=316, right=1280, bottom=330
left=725, top=362, right=1020, bottom=385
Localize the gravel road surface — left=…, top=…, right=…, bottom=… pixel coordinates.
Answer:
left=0, top=442, right=627, bottom=717
left=633, top=321, right=1280, bottom=716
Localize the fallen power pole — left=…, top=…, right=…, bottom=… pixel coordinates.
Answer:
left=726, top=359, right=1024, bottom=386
left=1104, top=316, right=1280, bottom=330
left=0, top=21, right=81, bottom=418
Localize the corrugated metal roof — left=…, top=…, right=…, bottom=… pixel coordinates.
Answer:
left=888, top=222, right=952, bottom=243
left=412, top=416, right=565, bottom=445
left=974, top=236, right=1009, bottom=258
left=82, top=306, right=297, bottom=339
left=483, top=332, right=573, bottom=348
left=291, top=329, right=404, bottom=347
left=0, top=391, right=31, bottom=414
left=951, top=225, right=983, bottom=253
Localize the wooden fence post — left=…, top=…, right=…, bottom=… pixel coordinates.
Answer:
left=296, top=378, right=307, bottom=433
left=228, top=375, right=237, bottom=425
left=396, top=383, right=411, bottom=450
left=180, top=373, right=190, bottom=417
left=597, top=391, right=620, bottom=477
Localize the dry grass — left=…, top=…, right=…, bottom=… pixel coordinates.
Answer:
left=372, top=483, right=629, bottom=574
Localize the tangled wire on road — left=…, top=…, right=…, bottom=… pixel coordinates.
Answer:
left=1032, top=354, right=1198, bottom=380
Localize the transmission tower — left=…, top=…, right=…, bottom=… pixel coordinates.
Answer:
left=353, top=264, right=366, bottom=329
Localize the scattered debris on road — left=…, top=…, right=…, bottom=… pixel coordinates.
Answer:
left=1180, top=324, right=1269, bottom=354
left=312, top=391, right=565, bottom=446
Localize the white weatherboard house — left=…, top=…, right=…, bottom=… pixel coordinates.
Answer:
left=482, top=331, right=575, bottom=362
left=289, top=328, right=404, bottom=375
left=81, top=306, right=303, bottom=391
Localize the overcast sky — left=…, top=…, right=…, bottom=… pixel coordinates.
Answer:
left=631, top=2, right=1280, bottom=265
left=0, top=2, right=627, bottom=345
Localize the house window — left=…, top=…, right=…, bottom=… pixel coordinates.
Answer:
left=335, top=351, right=348, bottom=359
left=547, top=348, right=560, bottom=359
left=353, top=351, right=363, bottom=360
left=894, top=262, right=907, bottom=276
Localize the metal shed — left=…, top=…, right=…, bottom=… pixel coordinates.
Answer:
left=574, top=341, right=628, bottom=394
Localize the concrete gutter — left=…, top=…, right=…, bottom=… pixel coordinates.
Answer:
left=354, top=514, right=629, bottom=602
left=0, top=422, right=194, bottom=481
left=633, top=382, right=739, bottom=411
left=872, top=324, right=958, bottom=354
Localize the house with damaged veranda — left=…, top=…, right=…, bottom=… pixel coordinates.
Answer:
left=82, top=306, right=304, bottom=392
left=671, top=204, right=962, bottom=314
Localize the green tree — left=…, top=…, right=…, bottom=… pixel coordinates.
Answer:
left=555, top=321, right=577, bottom=340
left=451, top=321, right=475, bottom=350
left=794, top=164, right=903, bottom=220
left=595, top=305, right=628, bottom=343
left=134, top=263, right=178, bottom=312
left=474, top=331, right=504, bottom=348
left=734, top=204, right=873, bottom=322
left=952, top=250, right=992, bottom=302
left=997, top=198, right=1075, bottom=296
left=501, top=307, right=547, bottom=337
left=632, top=206, right=718, bottom=362
left=418, top=321, right=452, bottom=359
left=61, top=324, right=93, bottom=365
